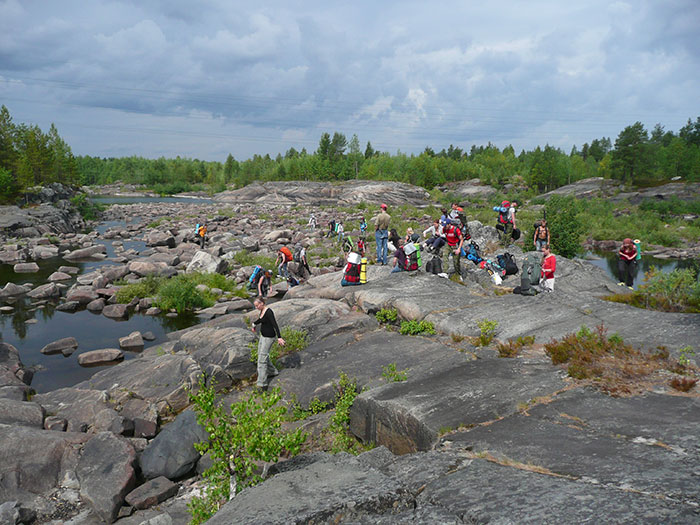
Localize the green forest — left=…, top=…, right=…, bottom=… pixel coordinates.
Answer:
left=1, top=103, right=699, bottom=203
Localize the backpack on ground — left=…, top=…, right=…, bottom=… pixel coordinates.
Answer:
left=465, top=241, right=483, bottom=265
left=497, top=252, right=519, bottom=275
left=520, top=252, right=541, bottom=296
left=511, top=228, right=521, bottom=241
left=343, top=252, right=362, bottom=283
left=426, top=255, right=442, bottom=274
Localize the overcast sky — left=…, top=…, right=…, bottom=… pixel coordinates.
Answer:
left=1, top=0, right=698, bottom=161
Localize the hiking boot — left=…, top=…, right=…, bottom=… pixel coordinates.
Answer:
left=627, top=286, right=634, bottom=290
left=617, top=282, right=625, bottom=286
left=256, top=385, right=268, bottom=392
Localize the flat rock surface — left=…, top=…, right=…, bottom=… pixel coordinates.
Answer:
left=124, top=476, right=178, bottom=510
left=33, top=387, right=111, bottom=432
left=0, top=398, right=44, bottom=428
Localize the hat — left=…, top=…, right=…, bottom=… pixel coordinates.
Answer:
left=380, top=203, right=387, bottom=209
left=623, top=238, right=632, bottom=244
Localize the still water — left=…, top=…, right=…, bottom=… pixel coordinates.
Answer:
left=584, top=251, right=690, bottom=290
left=0, top=217, right=201, bottom=393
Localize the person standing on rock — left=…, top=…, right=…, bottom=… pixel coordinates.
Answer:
left=276, top=246, right=293, bottom=279
left=372, top=204, right=391, bottom=265
left=540, top=244, right=556, bottom=292
left=308, top=214, right=317, bottom=229
left=533, top=219, right=550, bottom=252
left=251, top=297, right=284, bottom=391
left=442, top=222, right=464, bottom=279
left=336, top=221, right=345, bottom=243
left=617, top=238, right=638, bottom=289
left=197, top=222, right=207, bottom=248
left=257, top=270, right=272, bottom=298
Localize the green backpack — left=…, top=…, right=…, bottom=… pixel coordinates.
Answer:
left=520, top=252, right=541, bottom=296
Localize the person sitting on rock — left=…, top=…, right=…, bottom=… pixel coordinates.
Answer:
left=617, top=237, right=638, bottom=289
left=539, top=244, right=556, bottom=292
left=423, top=219, right=445, bottom=254
left=405, top=227, right=420, bottom=244
left=387, top=228, right=400, bottom=253
left=391, top=239, right=407, bottom=273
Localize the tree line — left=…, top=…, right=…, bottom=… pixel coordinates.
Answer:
left=1, top=103, right=698, bottom=203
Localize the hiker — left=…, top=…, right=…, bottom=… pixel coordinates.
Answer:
left=617, top=237, right=638, bottom=289
left=276, top=246, right=293, bottom=279
left=251, top=297, right=284, bottom=391
left=494, top=200, right=517, bottom=246
left=449, top=202, right=464, bottom=224
left=196, top=222, right=207, bottom=248
left=372, top=204, right=391, bottom=265
left=405, top=227, right=420, bottom=244
left=439, top=208, right=450, bottom=228
left=442, top=222, right=464, bottom=279
left=359, top=216, right=367, bottom=234
left=391, top=240, right=407, bottom=273
left=423, top=219, right=446, bottom=254
left=387, top=228, right=400, bottom=253
left=308, top=214, right=317, bottom=229
left=342, top=235, right=354, bottom=254
left=336, top=221, right=345, bottom=243
left=257, top=269, right=272, bottom=298
left=326, top=219, right=336, bottom=238
left=357, top=236, right=366, bottom=257
left=293, top=243, right=310, bottom=280
left=540, top=244, right=556, bottom=291
left=341, top=252, right=364, bottom=286
left=533, top=219, right=550, bottom=252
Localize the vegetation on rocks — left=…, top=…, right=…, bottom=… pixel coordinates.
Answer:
left=496, top=335, right=536, bottom=358
left=232, top=250, right=277, bottom=269
left=476, top=319, right=499, bottom=346
left=545, top=195, right=585, bottom=258
left=70, top=193, right=104, bottom=221
left=328, top=372, right=365, bottom=453
left=188, top=379, right=306, bottom=524
left=399, top=319, right=436, bottom=336
left=382, top=363, right=408, bottom=382
left=545, top=325, right=699, bottom=396
left=606, top=268, right=700, bottom=313
left=375, top=308, right=398, bottom=325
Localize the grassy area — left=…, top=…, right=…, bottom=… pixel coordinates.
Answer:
left=606, top=267, right=700, bottom=313
left=232, top=250, right=277, bottom=269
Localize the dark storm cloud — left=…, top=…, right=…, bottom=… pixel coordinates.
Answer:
left=0, top=0, right=697, bottom=159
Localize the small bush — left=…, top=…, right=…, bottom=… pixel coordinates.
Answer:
left=669, top=377, right=698, bottom=392
left=382, top=363, right=408, bottom=382
left=476, top=319, right=498, bottom=346
left=115, top=275, right=162, bottom=303
left=606, top=268, right=700, bottom=313
left=156, top=274, right=214, bottom=313
left=188, top=272, right=236, bottom=292
left=399, top=320, right=436, bottom=336
left=678, top=346, right=695, bottom=367
left=70, top=193, right=104, bottom=221
left=329, top=372, right=361, bottom=453
left=375, top=308, right=398, bottom=324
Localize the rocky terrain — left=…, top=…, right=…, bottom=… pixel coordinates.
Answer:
left=539, top=176, right=700, bottom=204
left=0, top=180, right=698, bottom=524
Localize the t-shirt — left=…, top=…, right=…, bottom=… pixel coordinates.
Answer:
left=374, top=211, right=391, bottom=230
left=393, top=248, right=406, bottom=268
left=541, top=254, right=556, bottom=280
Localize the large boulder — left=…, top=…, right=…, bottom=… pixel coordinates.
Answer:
left=103, top=304, right=129, bottom=319
left=77, top=432, right=136, bottom=523
left=66, top=286, right=100, bottom=304
left=0, top=282, right=30, bottom=298
left=127, top=260, right=176, bottom=277
left=145, top=232, right=176, bottom=248
left=26, top=282, right=60, bottom=299
left=33, top=388, right=112, bottom=432
left=0, top=399, right=45, bottom=428
left=40, top=336, right=78, bottom=356
left=64, top=245, right=107, bottom=260
left=13, top=262, right=39, bottom=273
left=77, top=349, right=124, bottom=367
left=119, top=331, right=144, bottom=352
left=139, top=410, right=207, bottom=480
left=186, top=250, right=226, bottom=274
left=176, top=325, right=256, bottom=378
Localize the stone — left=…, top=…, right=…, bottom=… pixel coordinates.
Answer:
left=0, top=501, right=36, bottom=525
left=58, top=265, right=80, bottom=274
left=66, top=286, right=100, bottom=304
left=143, top=331, right=156, bottom=341
left=175, top=325, right=256, bottom=379
left=103, top=304, right=129, bottom=319
left=56, top=301, right=81, bottom=312
left=77, top=432, right=136, bottom=523
left=44, top=416, right=68, bottom=431
left=186, top=250, right=226, bottom=274
left=64, top=244, right=107, bottom=260
left=48, top=271, right=72, bottom=281
left=26, top=282, right=60, bottom=299
left=74, top=354, right=201, bottom=416
left=124, top=476, right=179, bottom=510
left=0, top=398, right=45, bottom=427
left=127, top=260, right=176, bottom=278
left=40, top=337, right=78, bottom=355
left=86, top=297, right=106, bottom=312
left=206, top=453, right=412, bottom=525
left=145, top=232, right=176, bottom=248
left=102, top=264, right=129, bottom=282
left=33, top=388, right=113, bottom=433
left=119, top=331, right=144, bottom=352
left=77, top=348, right=124, bottom=366
left=0, top=282, right=30, bottom=298
left=139, top=410, right=208, bottom=480
left=145, top=307, right=161, bottom=315
left=13, top=262, right=40, bottom=273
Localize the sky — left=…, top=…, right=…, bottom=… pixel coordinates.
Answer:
left=1, top=0, right=698, bottom=162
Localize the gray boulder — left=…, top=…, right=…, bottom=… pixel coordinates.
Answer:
left=66, top=286, right=100, bottom=304
left=40, top=336, right=78, bottom=356
left=56, top=301, right=80, bottom=312
left=145, top=232, right=176, bottom=248
left=64, top=245, right=107, bottom=260
left=77, top=349, right=124, bottom=366
left=139, top=410, right=207, bottom=480
left=33, top=388, right=112, bottom=433
left=26, top=282, right=60, bottom=299
left=119, top=331, right=144, bottom=352
left=0, top=282, right=30, bottom=298
left=186, top=250, right=226, bottom=274
left=86, top=297, right=105, bottom=312
left=103, top=303, right=129, bottom=319
left=0, top=399, right=45, bottom=428
left=124, top=476, right=179, bottom=510
left=0, top=501, right=36, bottom=525
left=13, top=262, right=39, bottom=273
left=77, top=432, right=136, bottom=523
left=48, top=271, right=72, bottom=281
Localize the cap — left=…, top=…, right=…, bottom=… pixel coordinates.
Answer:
left=623, top=238, right=632, bottom=244
left=380, top=203, right=387, bottom=209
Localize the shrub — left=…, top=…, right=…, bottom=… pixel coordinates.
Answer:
left=70, top=193, right=104, bottom=220
left=115, top=275, right=162, bottom=304
left=606, top=268, right=700, bottom=313
left=188, top=379, right=306, bottom=524
left=545, top=195, right=584, bottom=258
left=399, top=320, right=436, bottom=336
left=669, top=377, right=698, bottom=392
left=156, top=274, right=213, bottom=313
left=678, top=346, right=695, bottom=367
left=375, top=308, right=398, bottom=324
left=249, top=327, right=308, bottom=368
left=382, top=363, right=408, bottom=382
left=496, top=335, right=535, bottom=358
left=188, top=272, right=236, bottom=292
left=476, top=319, right=498, bottom=346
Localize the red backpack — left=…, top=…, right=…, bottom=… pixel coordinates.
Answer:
left=344, top=262, right=361, bottom=282
left=279, top=246, right=293, bottom=262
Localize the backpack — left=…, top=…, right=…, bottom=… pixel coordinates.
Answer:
left=425, top=256, right=442, bottom=275
left=280, top=246, right=293, bottom=262
left=344, top=261, right=361, bottom=283
left=342, top=236, right=354, bottom=253
left=494, top=200, right=512, bottom=225
left=287, top=275, right=300, bottom=287
left=497, top=252, right=519, bottom=276
left=402, top=243, right=419, bottom=271
left=248, top=265, right=263, bottom=290
left=520, top=252, right=541, bottom=295
left=465, top=241, right=483, bottom=265
left=293, top=245, right=304, bottom=263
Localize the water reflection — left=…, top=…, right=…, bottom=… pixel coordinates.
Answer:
left=584, top=251, right=692, bottom=289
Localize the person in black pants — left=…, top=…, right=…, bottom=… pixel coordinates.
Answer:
left=251, top=297, right=285, bottom=391
left=617, top=237, right=638, bottom=289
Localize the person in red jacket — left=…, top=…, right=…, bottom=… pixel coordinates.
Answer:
left=540, top=244, right=556, bottom=291
left=442, top=223, right=464, bottom=279
left=617, top=237, right=638, bottom=289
